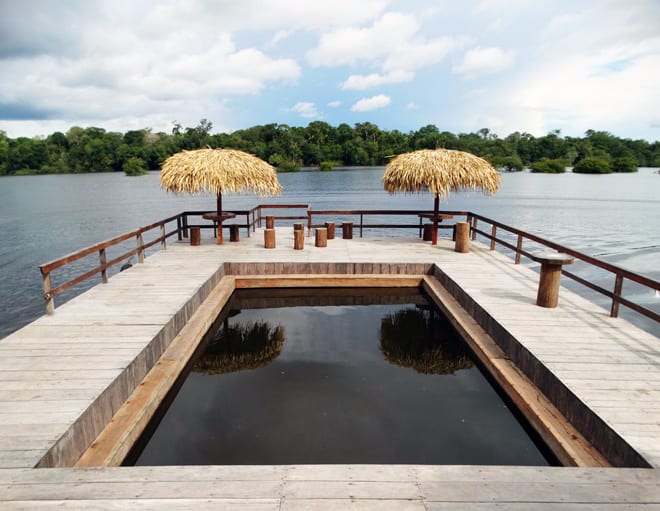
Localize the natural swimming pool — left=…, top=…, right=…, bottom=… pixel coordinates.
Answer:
left=128, top=288, right=553, bottom=466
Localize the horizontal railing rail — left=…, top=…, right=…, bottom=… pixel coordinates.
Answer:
left=39, top=214, right=183, bottom=314
left=37, top=205, right=659, bottom=327
left=308, top=209, right=469, bottom=237
left=467, top=213, right=660, bottom=322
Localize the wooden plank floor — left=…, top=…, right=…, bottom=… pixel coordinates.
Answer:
left=1, top=465, right=659, bottom=509
left=0, top=227, right=659, bottom=507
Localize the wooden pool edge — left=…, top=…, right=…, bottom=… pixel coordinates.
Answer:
left=432, top=266, right=651, bottom=468
left=73, top=265, right=619, bottom=469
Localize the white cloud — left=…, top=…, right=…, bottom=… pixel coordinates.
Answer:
left=452, top=46, right=515, bottom=78
left=307, top=12, right=419, bottom=67
left=406, top=102, right=419, bottom=110
left=341, top=70, right=413, bottom=90
left=267, top=29, right=294, bottom=48
left=327, top=100, right=341, bottom=108
left=291, top=102, right=319, bottom=118
left=351, top=94, right=391, bottom=112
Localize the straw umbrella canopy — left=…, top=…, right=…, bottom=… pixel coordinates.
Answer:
left=383, top=148, right=501, bottom=244
left=160, top=148, right=282, bottom=214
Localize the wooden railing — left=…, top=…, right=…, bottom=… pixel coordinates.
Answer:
left=39, top=214, right=183, bottom=314
left=38, top=206, right=659, bottom=326
left=307, top=209, right=469, bottom=237
left=467, top=213, right=660, bottom=322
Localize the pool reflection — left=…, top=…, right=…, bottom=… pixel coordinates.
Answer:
left=130, top=288, right=552, bottom=467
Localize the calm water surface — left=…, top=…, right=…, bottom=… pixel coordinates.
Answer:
left=0, top=167, right=658, bottom=338
left=131, top=289, right=552, bottom=466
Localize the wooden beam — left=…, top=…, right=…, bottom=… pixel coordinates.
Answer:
left=235, top=274, right=423, bottom=289
left=74, top=276, right=236, bottom=467
left=421, top=275, right=610, bottom=468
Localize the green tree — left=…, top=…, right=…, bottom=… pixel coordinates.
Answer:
left=499, top=154, right=524, bottom=171
left=530, top=158, right=566, bottom=173
left=611, top=157, right=638, bottom=173
left=573, top=157, right=612, bottom=174
left=123, top=157, right=148, bottom=176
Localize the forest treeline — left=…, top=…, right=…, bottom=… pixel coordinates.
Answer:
left=1, top=119, right=659, bottom=176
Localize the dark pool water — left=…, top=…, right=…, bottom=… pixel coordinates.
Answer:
left=129, top=288, right=552, bottom=466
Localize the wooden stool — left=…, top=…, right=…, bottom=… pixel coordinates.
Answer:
left=229, top=225, right=240, bottom=242
left=190, top=226, right=201, bottom=246
left=315, top=228, right=327, bottom=247
left=294, top=229, right=304, bottom=250
left=266, top=216, right=274, bottom=229
left=264, top=228, right=276, bottom=249
left=342, top=222, right=353, bottom=239
left=422, top=223, right=433, bottom=242
left=454, top=222, right=470, bottom=253
left=531, top=252, right=575, bottom=308
left=324, top=221, right=335, bottom=240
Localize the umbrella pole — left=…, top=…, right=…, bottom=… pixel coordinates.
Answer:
left=216, top=192, right=223, bottom=244
left=432, top=195, right=439, bottom=245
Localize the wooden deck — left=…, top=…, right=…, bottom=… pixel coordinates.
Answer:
left=1, top=227, right=659, bottom=507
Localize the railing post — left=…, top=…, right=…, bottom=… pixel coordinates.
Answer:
left=160, top=224, right=166, bottom=250
left=610, top=274, right=624, bottom=317
left=182, top=214, right=189, bottom=239
left=307, top=210, right=312, bottom=236
left=137, top=233, right=145, bottom=263
left=490, top=225, right=497, bottom=250
left=177, top=215, right=183, bottom=241
left=471, top=216, right=478, bottom=240
left=99, top=248, right=108, bottom=283
left=43, top=271, right=54, bottom=315
left=515, top=234, right=523, bottom=264
left=360, top=213, right=364, bottom=237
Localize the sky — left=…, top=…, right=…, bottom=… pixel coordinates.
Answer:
left=1, top=0, right=659, bottom=141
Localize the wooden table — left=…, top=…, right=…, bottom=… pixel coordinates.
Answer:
left=202, top=212, right=236, bottom=245
left=418, top=213, right=454, bottom=244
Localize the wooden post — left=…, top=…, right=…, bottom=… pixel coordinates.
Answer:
left=136, top=233, right=145, bottom=263
left=324, top=221, right=335, bottom=239
left=190, top=226, right=201, bottom=246
left=515, top=234, right=523, bottom=264
left=264, top=228, right=276, bottom=249
left=531, top=252, right=575, bottom=308
left=423, top=223, right=433, bottom=242
left=293, top=222, right=304, bottom=233
left=610, top=274, right=624, bottom=317
left=160, top=225, right=166, bottom=250
left=99, top=248, right=108, bottom=284
left=490, top=225, right=497, bottom=250
left=454, top=222, right=470, bottom=253
left=266, top=216, right=274, bottom=229
left=229, top=225, right=240, bottom=242
left=216, top=222, right=223, bottom=245
left=294, top=229, right=304, bottom=250
left=342, top=221, right=353, bottom=239
left=43, top=272, right=54, bottom=315
left=315, top=227, right=327, bottom=247
left=471, top=217, right=478, bottom=240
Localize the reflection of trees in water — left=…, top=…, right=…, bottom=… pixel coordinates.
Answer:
left=192, top=321, right=284, bottom=375
left=380, top=307, right=473, bottom=375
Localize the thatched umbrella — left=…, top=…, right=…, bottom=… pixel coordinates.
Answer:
left=383, top=149, right=501, bottom=244
left=160, top=148, right=282, bottom=216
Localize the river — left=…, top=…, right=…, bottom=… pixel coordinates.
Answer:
left=0, top=167, right=658, bottom=338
